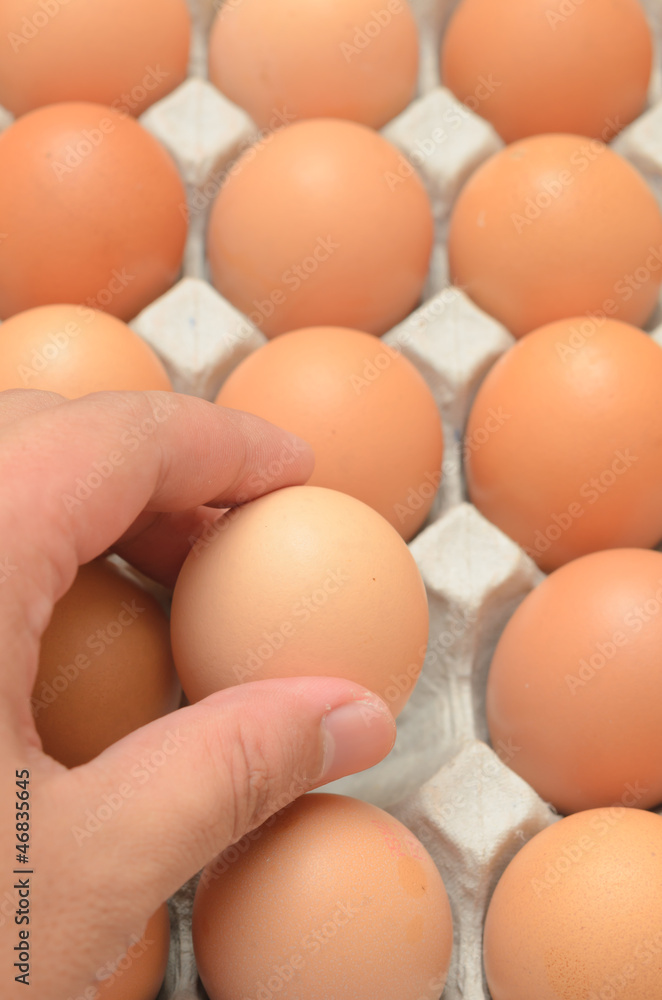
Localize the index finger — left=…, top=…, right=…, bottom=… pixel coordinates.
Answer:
left=0, top=390, right=313, bottom=706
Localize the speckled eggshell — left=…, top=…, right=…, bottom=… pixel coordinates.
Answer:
left=487, top=548, right=662, bottom=814
left=207, top=118, right=434, bottom=338
left=96, top=904, right=171, bottom=1000
left=465, top=318, right=662, bottom=571
left=170, top=486, right=429, bottom=717
left=0, top=304, right=171, bottom=395
left=448, top=135, right=662, bottom=337
left=33, top=559, right=180, bottom=768
left=215, top=326, right=444, bottom=540
left=0, top=102, right=188, bottom=322
left=193, top=793, right=453, bottom=1000
left=483, top=808, right=662, bottom=1000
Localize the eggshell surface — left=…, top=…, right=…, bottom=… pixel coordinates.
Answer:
left=215, top=326, right=444, bottom=539
left=170, top=486, right=429, bottom=716
left=0, top=0, right=191, bottom=117
left=487, top=548, right=662, bottom=814
left=0, top=103, right=188, bottom=321
left=442, top=0, right=652, bottom=142
left=465, top=318, right=662, bottom=571
left=207, top=119, right=434, bottom=337
left=95, top=904, right=170, bottom=1000
left=0, top=304, right=171, bottom=396
left=483, top=809, right=662, bottom=1000
left=33, top=559, right=180, bottom=768
left=193, top=793, right=453, bottom=1000
left=448, top=134, right=662, bottom=337
left=208, top=0, right=419, bottom=130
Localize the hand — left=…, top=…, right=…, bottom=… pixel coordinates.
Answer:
left=0, top=389, right=396, bottom=1000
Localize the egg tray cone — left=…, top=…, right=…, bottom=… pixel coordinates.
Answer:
left=2, top=0, right=661, bottom=997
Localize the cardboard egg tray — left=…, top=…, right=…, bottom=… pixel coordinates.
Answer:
left=3, top=0, right=662, bottom=997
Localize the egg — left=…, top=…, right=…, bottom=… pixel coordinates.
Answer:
left=33, top=559, right=180, bottom=768
left=0, top=102, right=187, bottom=322
left=441, top=0, right=652, bottom=143
left=216, top=327, right=443, bottom=540
left=170, top=486, right=429, bottom=717
left=487, top=548, right=662, bottom=814
left=465, top=318, right=662, bottom=571
left=448, top=134, right=662, bottom=337
left=208, top=0, right=419, bottom=130
left=207, top=118, right=434, bottom=338
left=193, top=793, right=453, bottom=1000
left=0, top=0, right=190, bottom=117
left=0, top=304, right=171, bottom=396
left=483, top=808, right=662, bottom=1000
left=95, top=904, right=170, bottom=1000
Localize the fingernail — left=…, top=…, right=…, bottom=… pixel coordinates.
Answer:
left=319, top=696, right=396, bottom=784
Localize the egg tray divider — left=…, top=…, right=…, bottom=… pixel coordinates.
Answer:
left=2, top=0, right=662, bottom=997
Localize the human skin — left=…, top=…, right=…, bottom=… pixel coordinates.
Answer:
left=0, top=389, right=396, bottom=1000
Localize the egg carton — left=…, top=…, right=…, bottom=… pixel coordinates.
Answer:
left=3, top=0, right=662, bottom=997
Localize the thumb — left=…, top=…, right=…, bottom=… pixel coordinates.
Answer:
left=38, top=676, right=395, bottom=959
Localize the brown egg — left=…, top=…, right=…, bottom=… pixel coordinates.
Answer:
left=208, top=0, right=419, bottom=130
left=448, top=134, right=662, bottom=337
left=216, top=327, right=443, bottom=540
left=193, top=793, right=453, bottom=1000
left=32, top=559, right=180, bottom=768
left=0, top=103, right=187, bottom=322
left=207, top=118, right=434, bottom=337
left=465, top=318, right=662, bottom=571
left=170, top=486, right=429, bottom=717
left=442, top=0, right=652, bottom=143
left=484, top=809, right=662, bottom=1000
left=95, top=904, right=170, bottom=1000
left=0, top=0, right=190, bottom=117
left=0, top=304, right=171, bottom=396
left=487, top=549, right=662, bottom=814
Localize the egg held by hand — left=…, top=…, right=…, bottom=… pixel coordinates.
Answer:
left=171, top=486, right=429, bottom=717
